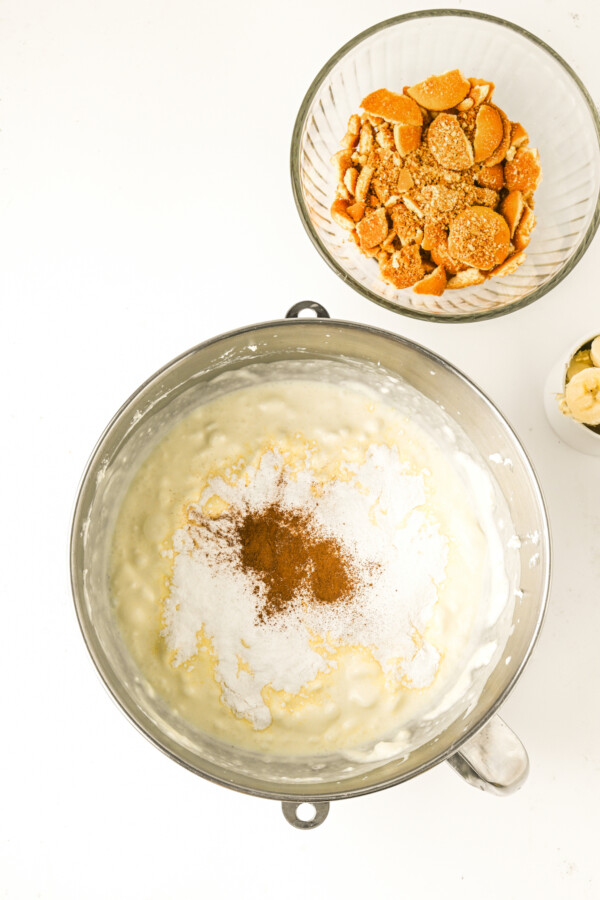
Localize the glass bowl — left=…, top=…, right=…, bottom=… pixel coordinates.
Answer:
left=291, top=10, right=600, bottom=322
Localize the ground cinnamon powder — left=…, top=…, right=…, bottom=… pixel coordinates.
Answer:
left=236, top=502, right=360, bottom=619
left=191, top=500, right=368, bottom=621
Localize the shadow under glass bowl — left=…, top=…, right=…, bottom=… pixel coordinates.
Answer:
left=291, top=9, right=600, bottom=322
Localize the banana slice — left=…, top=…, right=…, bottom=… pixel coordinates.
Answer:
left=590, top=335, right=600, bottom=368
left=563, top=367, right=600, bottom=426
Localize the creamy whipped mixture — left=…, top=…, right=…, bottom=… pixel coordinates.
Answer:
left=111, top=366, right=513, bottom=756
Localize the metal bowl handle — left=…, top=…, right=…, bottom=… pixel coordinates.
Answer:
left=282, top=801, right=330, bottom=829
left=446, top=714, right=529, bottom=795
left=286, top=301, right=331, bottom=319
left=280, top=716, right=526, bottom=827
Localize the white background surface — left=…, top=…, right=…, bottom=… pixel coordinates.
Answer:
left=2, top=1, right=599, bottom=897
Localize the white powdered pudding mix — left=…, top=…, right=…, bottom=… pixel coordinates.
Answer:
left=165, top=445, right=447, bottom=729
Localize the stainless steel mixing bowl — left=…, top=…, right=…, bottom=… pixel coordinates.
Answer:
left=70, top=302, right=550, bottom=828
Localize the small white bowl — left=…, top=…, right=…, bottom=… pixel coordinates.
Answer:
left=544, top=333, right=600, bottom=457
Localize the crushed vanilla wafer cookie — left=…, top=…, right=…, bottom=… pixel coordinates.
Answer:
left=330, top=71, right=541, bottom=297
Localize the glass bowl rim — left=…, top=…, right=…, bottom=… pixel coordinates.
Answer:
left=290, top=7, right=600, bottom=323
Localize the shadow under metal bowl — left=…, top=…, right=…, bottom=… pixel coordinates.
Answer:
left=291, top=9, right=600, bottom=321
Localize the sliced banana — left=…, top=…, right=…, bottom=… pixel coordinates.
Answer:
left=590, top=335, right=600, bottom=368
left=563, top=367, right=600, bottom=426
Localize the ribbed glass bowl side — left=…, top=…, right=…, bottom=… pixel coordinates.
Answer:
left=291, top=11, right=600, bottom=321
